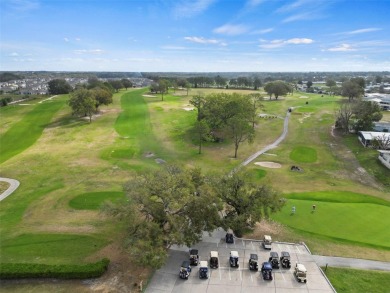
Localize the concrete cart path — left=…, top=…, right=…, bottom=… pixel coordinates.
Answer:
left=0, top=177, right=20, bottom=201
left=312, top=255, right=390, bottom=271
left=235, top=110, right=291, bottom=171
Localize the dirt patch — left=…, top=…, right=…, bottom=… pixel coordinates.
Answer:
left=0, top=181, right=11, bottom=194
left=254, top=161, right=282, bottom=168
left=183, top=107, right=194, bottom=111
left=298, top=112, right=312, bottom=123
left=299, top=96, right=309, bottom=99
left=144, top=152, right=155, bottom=158
left=245, top=220, right=287, bottom=241
left=142, top=94, right=157, bottom=98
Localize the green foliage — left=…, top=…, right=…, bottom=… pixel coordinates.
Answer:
left=48, top=79, right=72, bottom=95
left=215, top=171, right=284, bottom=236
left=264, top=80, right=292, bottom=99
left=69, top=191, right=124, bottom=210
left=0, top=258, right=109, bottom=279
left=0, top=96, right=12, bottom=106
left=68, top=88, right=95, bottom=122
left=0, top=96, right=66, bottom=164
left=0, top=72, right=22, bottom=82
left=289, top=146, right=317, bottom=163
left=341, top=80, right=364, bottom=101
left=254, top=169, right=267, bottom=179
left=324, top=267, right=390, bottom=293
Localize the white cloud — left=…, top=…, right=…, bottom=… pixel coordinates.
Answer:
left=276, top=0, right=308, bottom=13
left=246, top=0, right=265, bottom=8
left=7, top=0, right=40, bottom=12
left=251, top=28, right=274, bottom=35
left=9, top=52, right=19, bottom=56
left=64, top=38, right=69, bottom=42
left=75, top=38, right=81, bottom=41
left=184, top=36, right=225, bottom=45
left=259, top=38, right=314, bottom=49
left=346, top=28, right=382, bottom=35
left=213, top=24, right=249, bottom=35
left=73, top=49, right=104, bottom=55
left=161, top=46, right=187, bottom=50
left=327, top=44, right=356, bottom=52
left=173, top=0, right=217, bottom=18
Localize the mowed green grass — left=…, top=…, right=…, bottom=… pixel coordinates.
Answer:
left=0, top=96, right=67, bottom=164
left=324, top=267, right=390, bottom=293
left=0, top=234, right=108, bottom=264
left=289, top=146, right=317, bottom=163
left=69, top=192, right=124, bottom=210
left=272, top=191, right=390, bottom=248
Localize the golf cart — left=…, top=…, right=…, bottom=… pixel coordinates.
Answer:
left=199, top=261, right=209, bottom=279
left=189, top=249, right=199, bottom=266
left=210, top=251, right=219, bottom=269
left=269, top=251, right=280, bottom=269
left=294, top=263, right=307, bottom=283
left=261, top=262, right=273, bottom=280
left=179, top=260, right=192, bottom=279
left=225, top=229, right=234, bottom=244
left=262, top=235, right=272, bottom=250
left=280, top=251, right=291, bottom=268
left=248, top=253, right=259, bottom=271
left=230, top=251, right=239, bottom=268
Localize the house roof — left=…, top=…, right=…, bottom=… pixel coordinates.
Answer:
left=359, top=131, right=390, bottom=140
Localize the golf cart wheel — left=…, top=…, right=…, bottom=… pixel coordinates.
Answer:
left=304, top=280, right=307, bottom=283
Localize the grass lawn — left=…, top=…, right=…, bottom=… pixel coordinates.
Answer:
left=69, top=192, right=124, bottom=210
left=324, top=267, right=390, bottom=293
left=272, top=191, right=390, bottom=249
left=0, top=96, right=67, bottom=164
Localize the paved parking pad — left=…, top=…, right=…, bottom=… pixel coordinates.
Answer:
left=146, top=230, right=334, bottom=293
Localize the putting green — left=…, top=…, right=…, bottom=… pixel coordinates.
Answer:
left=272, top=192, right=390, bottom=249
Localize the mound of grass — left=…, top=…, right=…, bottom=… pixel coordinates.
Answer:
left=272, top=191, right=390, bottom=248
left=0, top=234, right=108, bottom=264
left=324, top=267, right=390, bottom=293
left=69, top=191, right=124, bottom=210
left=289, top=146, right=317, bottom=163
left=0, top=96, right=66, bottom=164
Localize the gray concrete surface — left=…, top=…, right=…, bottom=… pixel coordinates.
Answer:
left=146, top=229, right=335, bottom=293
left=0, top=177, right=20, bottom=201
left=312, top=255, right=390, bottom=271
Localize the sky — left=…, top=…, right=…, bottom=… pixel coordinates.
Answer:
left=1, top=0, right=390, bottom=72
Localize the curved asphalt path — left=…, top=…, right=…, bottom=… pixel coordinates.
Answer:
left=234, top=110, right=291, bottom=172
left=0, top=177, right=20, bottom=201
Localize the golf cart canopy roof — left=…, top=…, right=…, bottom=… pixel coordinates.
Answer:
left=262, top=262, right=272, bottom=270
left=230, top=251, right=239, bottom=258
left=264, top=235, right=272, bottom=241
left=227, top=229, right=234, bottom=235
left=270, top=252, right=278, bottom=258
left=190, top=249, right=198, bottom=255
left=181, top=261, right=190, bottom=268
left=200, top=261, right=208, bottom=268
left=296, top=263, right=307, bottom=272
left=210, top=251, right=218, bottom=258
left=281, top=251, right=290, bottom=258
left=250, top=254, right=258, bottom=260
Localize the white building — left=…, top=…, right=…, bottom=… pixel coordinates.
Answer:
left=378, top=150, right=390, bottom=170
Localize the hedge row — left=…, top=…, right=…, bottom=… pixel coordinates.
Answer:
left=0, top=258, right=109, bottom=279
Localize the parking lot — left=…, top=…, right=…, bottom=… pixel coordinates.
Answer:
left=146, top=229, right=335, bottom=293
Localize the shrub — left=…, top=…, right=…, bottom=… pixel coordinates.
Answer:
left=0, top=258, right=109, bottom=279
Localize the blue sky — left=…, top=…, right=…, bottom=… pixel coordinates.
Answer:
left=1, top=0, right=390, bottom=72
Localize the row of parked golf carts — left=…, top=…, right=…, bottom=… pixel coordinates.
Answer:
left=180, top=248, right=307, bottom=283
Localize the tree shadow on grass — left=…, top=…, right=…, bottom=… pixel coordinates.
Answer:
left=44, top=115, right=90, bottom=129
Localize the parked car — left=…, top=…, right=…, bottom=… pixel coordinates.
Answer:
left=280, top=251, right=291, bottom=268
left=226, top=229, right=234, bottom=243
left=189, top=249, right=199, bottom=266
left=179, top=260, right=192, bottom=279
left=230, top=251, right=239, bottom=267
left=199, top=261, right=209, bottom=279
left=261, top=262, right=273, bottom=280
left=269, top=251, right=280, bottom=269
left=294, top=263, right=307, bottom=283
left=210, top=251, right=219, bottom=269
left=262, top=235, right=272, bottom=249
left=248, top=253, right=259, bottom=271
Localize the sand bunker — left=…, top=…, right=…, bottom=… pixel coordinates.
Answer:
left=254, top=161, right=282, bottom=168
left=183, top=107, right=194, bottom=111
left=299, top=96, right=309, bottom=99
left=142, top=94, right=157, bottom=97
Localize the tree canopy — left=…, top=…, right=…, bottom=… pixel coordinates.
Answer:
left=264, top=80, right=291, bottom=99
left=48, top=79, right=72, bottom=95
